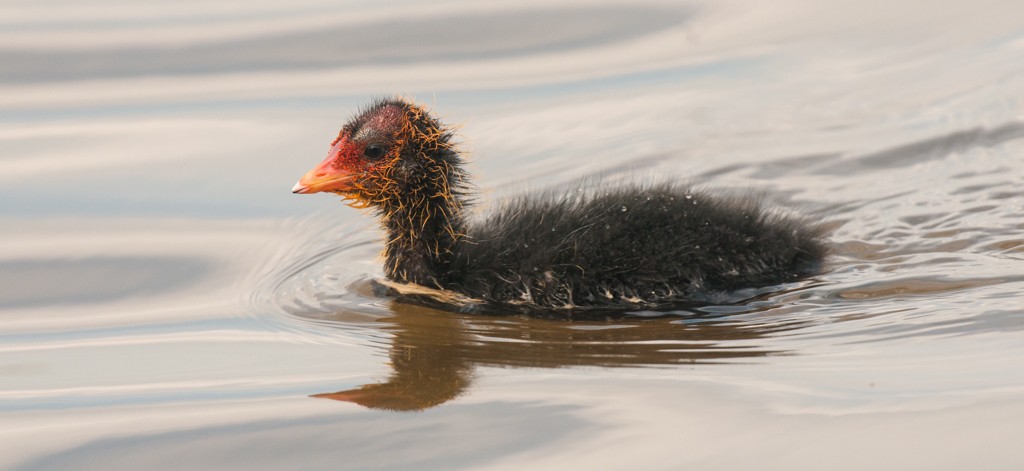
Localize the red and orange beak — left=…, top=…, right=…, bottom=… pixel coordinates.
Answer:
left=292, top=140, right=356, bottom=194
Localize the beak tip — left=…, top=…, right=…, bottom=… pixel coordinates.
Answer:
left=292, top=181, right=309, bottom=194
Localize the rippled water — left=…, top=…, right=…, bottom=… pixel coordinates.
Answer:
left=2, top=1, right=1024, bottom=469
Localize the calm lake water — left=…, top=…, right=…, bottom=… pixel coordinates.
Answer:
left=2, top=0, right=1024, bottom=469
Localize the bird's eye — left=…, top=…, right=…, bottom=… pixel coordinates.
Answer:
left=363, top=144, right=385, bottom=160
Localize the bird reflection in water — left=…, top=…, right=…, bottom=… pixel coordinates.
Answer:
left=312, top=280, right=809, bottom=411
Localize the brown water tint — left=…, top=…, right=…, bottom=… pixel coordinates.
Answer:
left=308, top=282, right=809, bottom=411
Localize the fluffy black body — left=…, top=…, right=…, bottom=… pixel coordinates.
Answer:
left=298, top=99, right=827, bottom=314
left=444, top=184, right=825, bottom=311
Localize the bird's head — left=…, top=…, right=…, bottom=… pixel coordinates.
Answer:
left=292, top=98, right=460, bottom=211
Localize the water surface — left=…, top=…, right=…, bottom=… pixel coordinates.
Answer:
left=2, top=0, right=1024, bottom=469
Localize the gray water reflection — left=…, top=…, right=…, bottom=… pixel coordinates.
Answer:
left=0, top=6, right=690, bottom=83
left=815, top=121, right=1024, bottom=174
left=0, top=257, right=209, bottom=308
left=13, top=401, right=587, bottom=471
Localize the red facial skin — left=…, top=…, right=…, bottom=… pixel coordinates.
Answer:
left=291, top=132, right=363, bottom=194
left=292, top=104, right=405, bottom=197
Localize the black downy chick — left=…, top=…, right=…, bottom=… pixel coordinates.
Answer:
left=293, top=98, right=827, bottom=314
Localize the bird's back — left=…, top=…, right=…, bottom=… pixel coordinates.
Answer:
left=447, top=183, right=826, bottom=311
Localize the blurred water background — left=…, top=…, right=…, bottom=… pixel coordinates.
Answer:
left=2, top=0, right=1023, bottom=469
